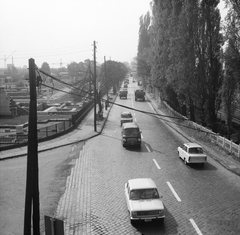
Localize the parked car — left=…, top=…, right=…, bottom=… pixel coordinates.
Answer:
left=120, top=111, right=133, bottom=126
left=177, top=143, right=207, bottom=165
left=121, top=122, right=141, bottom=148
left=124, top=178, right=165, bottom=223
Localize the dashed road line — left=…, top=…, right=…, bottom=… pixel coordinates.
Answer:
left=189, top=219, right=203, bottom=235
left=146, top=145, right=151, bottom=152
left=167, top=181, right=182, bottom=202
left=153, top=159, right=161, bottom=169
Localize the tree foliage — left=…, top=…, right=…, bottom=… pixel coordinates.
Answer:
left=137, top=12, right=151, bottom=79
left=140, top=0, right=223, bottom=132
left=99, top=60, right=129, bottom=95
left=40, top=62, right=51, bottom=84
left=221, top=0, right=240, bottom=137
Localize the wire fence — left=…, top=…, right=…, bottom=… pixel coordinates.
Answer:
left=0, top=119, right=72, bottom=147
left=0, top=100, right=94, bottom=151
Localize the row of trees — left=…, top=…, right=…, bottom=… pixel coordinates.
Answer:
left=137, top=0, right=240, bottom=136
left=40, top=59, right=129, bottom=104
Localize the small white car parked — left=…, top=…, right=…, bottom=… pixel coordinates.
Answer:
left=177, top=143, right=207, bottom=165
left=124, top=178, right=165, bottom=223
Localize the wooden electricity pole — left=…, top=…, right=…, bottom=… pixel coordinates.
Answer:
left=104, top=56, right=108, bottom=99
left=23, top=58, right=40, bottom=235
left=93, top=41, right=97, bottom=132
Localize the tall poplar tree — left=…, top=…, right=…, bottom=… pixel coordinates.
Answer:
left=137, top=11, right=151, bottom=81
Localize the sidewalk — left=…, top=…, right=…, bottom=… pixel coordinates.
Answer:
left=0, top=98, right=113, bottom=161
left=147, top=92, right=240, bottom=177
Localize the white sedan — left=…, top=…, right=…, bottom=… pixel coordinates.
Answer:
left=178, top=142, right=207, bottom=165
left=124, top=178, right=165, bottom=223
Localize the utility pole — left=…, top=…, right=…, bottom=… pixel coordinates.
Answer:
left=23, top=58, right=40, bottom=235
left=104, top=56, right=108, bottom=99
left=88, top=60, right=92, bottom=100
left=93, top=41, right=97, bottom=132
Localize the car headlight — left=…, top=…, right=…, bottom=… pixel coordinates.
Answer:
left=132, top=211, right=137, bottom=217
left=137, top=138, right=141, bottom=141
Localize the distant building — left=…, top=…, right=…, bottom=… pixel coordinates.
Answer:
left=0, top=87, right=11, bottom=116
left=59, top=72, right=69, bottom=79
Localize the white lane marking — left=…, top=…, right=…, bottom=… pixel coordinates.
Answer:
left=135, top=118, right=137, bottom=122
left=167, top=182, right=182, bottom=202
left=189, top=219, right=203, bottom=235
left=71, top=146, right=76, bottom=151
left=146, top=145, right=151, bottom=153
left=153, top=159, right=161, bottom=169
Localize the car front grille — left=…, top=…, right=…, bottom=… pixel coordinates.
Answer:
left=136, top=210, right=163, bottom=217
left=127, top=138, right=137, bottom=143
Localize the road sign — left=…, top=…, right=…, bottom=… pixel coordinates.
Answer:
left=44, top=215, right=64, bottom=235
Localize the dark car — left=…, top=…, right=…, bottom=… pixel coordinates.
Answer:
left=119, top=90, right=128, bottom=99
left=121, top=123, right=142, bottom=148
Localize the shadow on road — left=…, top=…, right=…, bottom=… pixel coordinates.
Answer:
left=131, top=206, right=178, bottom=235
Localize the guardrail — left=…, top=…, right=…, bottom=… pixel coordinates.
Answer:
left=162, top=101, right=240, bottom=160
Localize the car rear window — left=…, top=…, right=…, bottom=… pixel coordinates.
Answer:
left=189, top=147, right=203, bottom=154
left=121, top=113, right=132, bottom=118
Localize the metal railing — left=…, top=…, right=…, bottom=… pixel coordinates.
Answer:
left=162, top=101, right=240, bottom=159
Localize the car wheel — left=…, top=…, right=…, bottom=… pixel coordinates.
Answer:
left=156, top=218, right=164, bottom=224
left=130, top=219, right=135, bottom=225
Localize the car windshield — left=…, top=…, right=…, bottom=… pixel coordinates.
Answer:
left=130, top=189, right=159, bottom=200
left=121, top=113, right=132, bottom=118
left=123, top=128, right=139, bottom=135
left=189, top=147, right=203, bottom=154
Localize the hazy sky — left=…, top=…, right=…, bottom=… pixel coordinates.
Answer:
left=0, top=0, right=151, bottom=68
